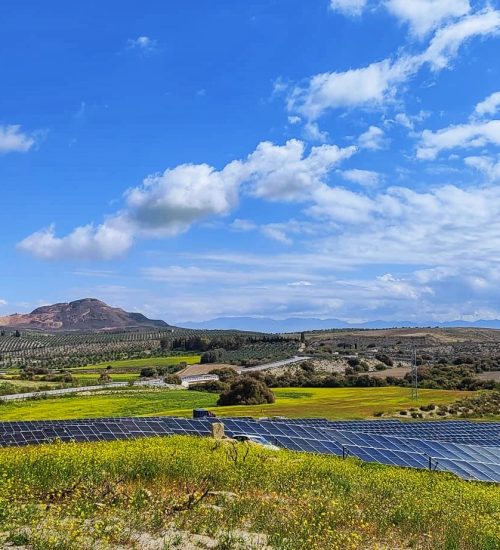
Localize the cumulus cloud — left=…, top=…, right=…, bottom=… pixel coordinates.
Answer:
left=385, top=0, right=470, bottom=38
left=17, top=219, right=134, bottom=261
left=125, top=163, right=241, bottom=235
left=0, top=125, right=37, bottom=154
left=19, top=139, right=356, bottom=260
left=358, top=125, right=388, bottom=150
left=329, top=0, right=367, bottom=16
left=287, top=7, right=500, bottom=119
left=245, top=139, right=357, bottom=201
left=417, top=119, right=500, bottom=159
left=474, top=91, right=500, bottom=117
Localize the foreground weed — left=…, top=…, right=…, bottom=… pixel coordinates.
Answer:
left=0, top=437, right=498, bottom=549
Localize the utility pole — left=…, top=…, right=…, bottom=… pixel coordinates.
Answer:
left=411, top=348, right=419, bottom=400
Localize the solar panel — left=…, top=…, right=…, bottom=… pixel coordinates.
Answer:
left=0, top=417, right=498, bottom=482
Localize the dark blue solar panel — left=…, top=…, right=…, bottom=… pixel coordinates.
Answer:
left=0, top=417, right=498, bottom=482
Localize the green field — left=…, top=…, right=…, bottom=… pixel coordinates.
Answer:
left=75, top=354, right=201, bottom=370
left=0, top=387, right=469, bottom=421
left=0, top=436, right=498, bottom=549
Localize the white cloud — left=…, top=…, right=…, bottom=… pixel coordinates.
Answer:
left=420, top=7, right=500, bottom=70
left=288, top=281, right=313, bottom=287
left=474, top=91, right=500, bottom=117
left=385, top=0, right=470, bottom=38
left=127, top=36, right=157, bottom=52
left=392, top=110, right=430, bottom=130
left=341, top=168, right=381, bottom=186
left=17, top=219, right=134, bottom=261
left=310, top=184, right=500, bottom=268
left=261, top=226, right=293, bottom=245
left=20, top=139, right=355, bottom=260
left=417, top=120, right=500, bottom=159
left=303, top=121, right=329, bottom=142
left=359, top=125, right=387, bottom=150
left=465, top=155, right=500, bottom=181
left=0, top=299, right=7, bottom=306
left=245, top=139, right=356, bottom=201
left=126, top=162, right=241, bottom=235
left=0, top=125, right=36, bottom=154
left=329, top=0, right=367, bottom=16
left=288, top=7, right=500, bottom=119
left=309, top=185, right=375, bottom=223
left=288, top=57, right=415, bottom=119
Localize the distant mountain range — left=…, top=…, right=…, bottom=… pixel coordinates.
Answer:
left=2, top=299, right=500, bottom=334
left=179, top=316, right=500, bottom=333
left=0, top=299, right=169, bottom=332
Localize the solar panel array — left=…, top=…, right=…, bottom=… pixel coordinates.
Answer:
left=0, top=417, right=498, bottom=483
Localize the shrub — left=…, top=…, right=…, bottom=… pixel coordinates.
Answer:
left=200, top=348, right=225, bottom=364
left=189, top=380, right=228, bottom=394
left=140, top=367, right=157, bottom=378
left=163, top=374, right=182, bottom=385
left=217, top=376, right=275, bottom=406
left=375, top=354, right=393, bottom=367
left=98, top=373, right=112, bottom=383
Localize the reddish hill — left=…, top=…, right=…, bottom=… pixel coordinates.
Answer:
left=0, top=298, right=169, bottom=331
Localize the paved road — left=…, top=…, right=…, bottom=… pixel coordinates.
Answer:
left=238, top=355, right=311, bottom=373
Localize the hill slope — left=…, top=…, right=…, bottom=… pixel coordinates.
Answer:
left=0, top=298, right=169, bottom=331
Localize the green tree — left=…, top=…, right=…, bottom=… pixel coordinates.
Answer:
left=217, top=376, right=275, bottom=406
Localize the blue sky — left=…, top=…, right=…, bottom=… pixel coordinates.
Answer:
left=2, top=0, right=500, bottom=324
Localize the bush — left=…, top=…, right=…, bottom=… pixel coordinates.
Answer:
left=375, top=354, right=393, bottom=367
left=217, top=376, right=275, bottom=406
left=98, top=373, right=112, bottom=383
left=189, top=380, right=228, bottom=394
left=200, top=348, right=225, bottom=364
left=140, top=367, right=157, bottom=378
left=163, top=374, right=182, bottom=385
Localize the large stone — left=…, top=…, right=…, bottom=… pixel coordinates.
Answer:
left=211, top=422, right=225, bottom=439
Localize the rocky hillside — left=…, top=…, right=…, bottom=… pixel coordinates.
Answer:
left=0, top=299, right=169, bottom=331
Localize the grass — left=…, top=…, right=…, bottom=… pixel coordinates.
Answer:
left=214, top=387, right=472, bottom=419
left=0, top=378, right=59, bottom=388
left=0, top=387, right=469, bottom=421
left=72, top=355, right=201, bottom=370
left=0, top=436, right=498, bottom=549
left=0, top=389, right=217, bottom=420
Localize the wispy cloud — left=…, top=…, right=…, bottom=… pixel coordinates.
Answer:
left=127, top=36, right=157, bottom=53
